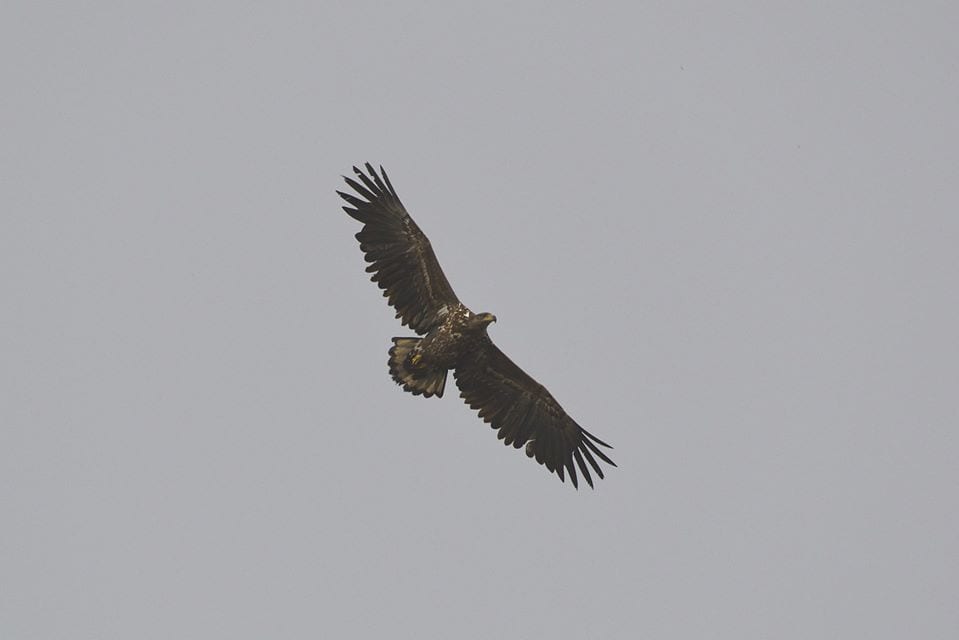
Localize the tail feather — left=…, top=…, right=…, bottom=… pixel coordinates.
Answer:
left=388, top=337, right=447, bottom=398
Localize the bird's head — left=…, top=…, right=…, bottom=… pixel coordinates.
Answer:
left=471, top=312, right=497, bottom=329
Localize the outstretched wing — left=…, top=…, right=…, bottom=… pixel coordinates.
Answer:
left=338, top=163, right=460, bottom=335
left=454, top=338, right=615, bottom=489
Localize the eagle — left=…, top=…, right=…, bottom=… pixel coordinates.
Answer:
left=338, top=164, right=615, bottom=488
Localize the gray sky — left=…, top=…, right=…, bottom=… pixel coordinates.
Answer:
left=3, top=2, right=958, bottom=638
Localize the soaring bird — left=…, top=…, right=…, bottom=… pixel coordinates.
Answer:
left=338, top=164, right=615, bottom=488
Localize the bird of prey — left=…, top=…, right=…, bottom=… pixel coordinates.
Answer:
left=338, top=164, right=615, bottom=488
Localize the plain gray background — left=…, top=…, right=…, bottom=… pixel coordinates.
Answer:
left=3, top=2, right=957, bottom=638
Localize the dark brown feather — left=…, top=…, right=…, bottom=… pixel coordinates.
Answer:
left=453, top=338, right=615, bottom=489
left=339, top=164, right=459, bottom=335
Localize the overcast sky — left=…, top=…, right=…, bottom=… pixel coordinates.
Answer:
left=3, top=2, right=958, bottom=638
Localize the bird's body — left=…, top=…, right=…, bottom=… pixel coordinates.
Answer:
left=387, top=304, right=492, bottom=399
left=411, top=303, right=483, bottom=372
left=338, top=164, right=615, bottom=488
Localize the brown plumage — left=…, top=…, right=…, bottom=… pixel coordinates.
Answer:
left=338, top=163, right=615, bottom=488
